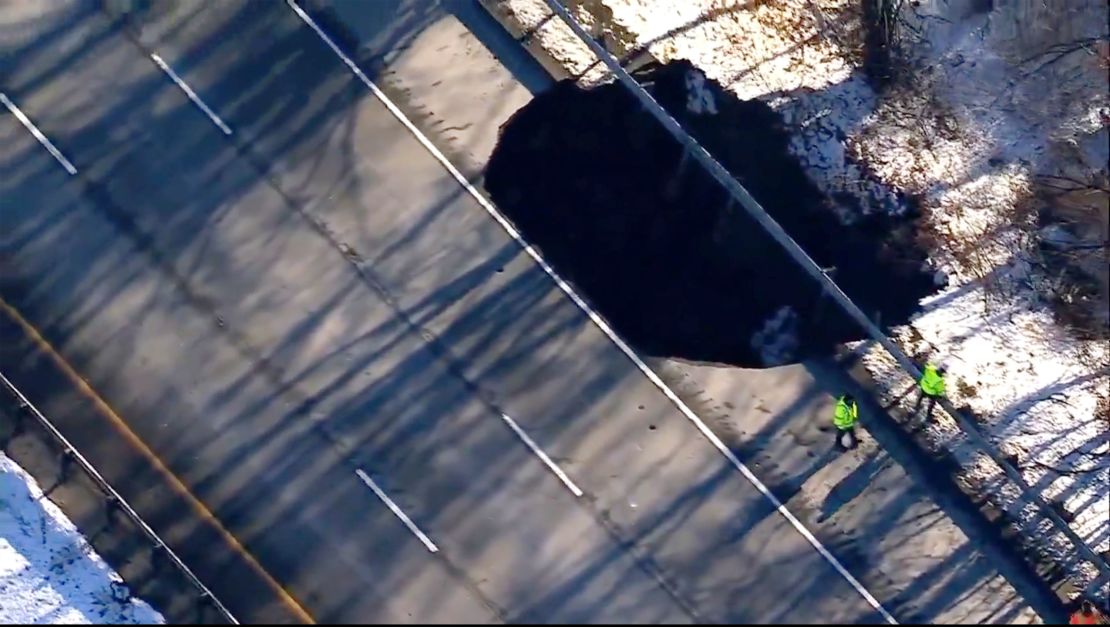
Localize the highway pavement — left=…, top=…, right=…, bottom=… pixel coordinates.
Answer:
left=0, top=0, right=1051, bottom=623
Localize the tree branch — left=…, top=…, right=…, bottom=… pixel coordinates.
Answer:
left=1036, top=174, right=1110, bottom=196
left=1028, top=458, right=1109, bottom=476
left=1019, top=35, right=1110, bottom=77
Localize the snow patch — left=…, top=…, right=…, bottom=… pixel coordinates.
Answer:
left=862, top=280, right=1109, bottom=565
left=0, top=452, right=163, bottom=624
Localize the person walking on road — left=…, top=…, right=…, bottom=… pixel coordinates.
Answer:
left=834, top=393, right=859, bottom=450
left=913, top=363, right=947, bottom=421
left=1070, top=600, right=1107, bottom=624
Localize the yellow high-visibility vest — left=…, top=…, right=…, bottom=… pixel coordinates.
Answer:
left=920, top=364, right=946, bottom=397
left=834, top=396, right=858, bottom=430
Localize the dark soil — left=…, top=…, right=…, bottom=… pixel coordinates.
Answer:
left=485, top=60, right=938, bottom=367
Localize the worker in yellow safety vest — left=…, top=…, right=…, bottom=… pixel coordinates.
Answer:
left=834, top=394, right=859, bottom=450
left=912, top=363, right=946, bottom=421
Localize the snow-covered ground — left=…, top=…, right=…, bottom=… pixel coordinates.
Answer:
left=0, top=452, right=163, bottom=624
left=488, top=0, right=1109, bottom=594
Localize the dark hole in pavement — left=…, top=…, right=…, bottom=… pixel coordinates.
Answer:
left=485, top=60, right=939, bottom=367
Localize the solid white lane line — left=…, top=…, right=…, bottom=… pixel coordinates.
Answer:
left=500, top=413, right=583, bottom=497
left=1, top=92, right=78, bottom=175
left=288, top=3, right=894, bottom=622
left=149, top=52, right=232, bottom=136
left=355, top=469, right=439, bottom=553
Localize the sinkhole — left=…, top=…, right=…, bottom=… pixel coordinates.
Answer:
left=485, top=60, right=939, bottom=367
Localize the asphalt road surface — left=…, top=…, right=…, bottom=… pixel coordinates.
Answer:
left=0, top=0, right=1048, bottom=624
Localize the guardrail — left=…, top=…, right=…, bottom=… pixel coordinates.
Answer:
left=0, top=370, right=238, bottom=624
left=539, top=0, right=1110, bottom=586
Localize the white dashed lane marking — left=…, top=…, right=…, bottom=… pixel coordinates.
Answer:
left=149, top=52, right=233, bottom=136
left=1, top=92, right=78, bottom=175
left=355, top=468, right=439, bottom=554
